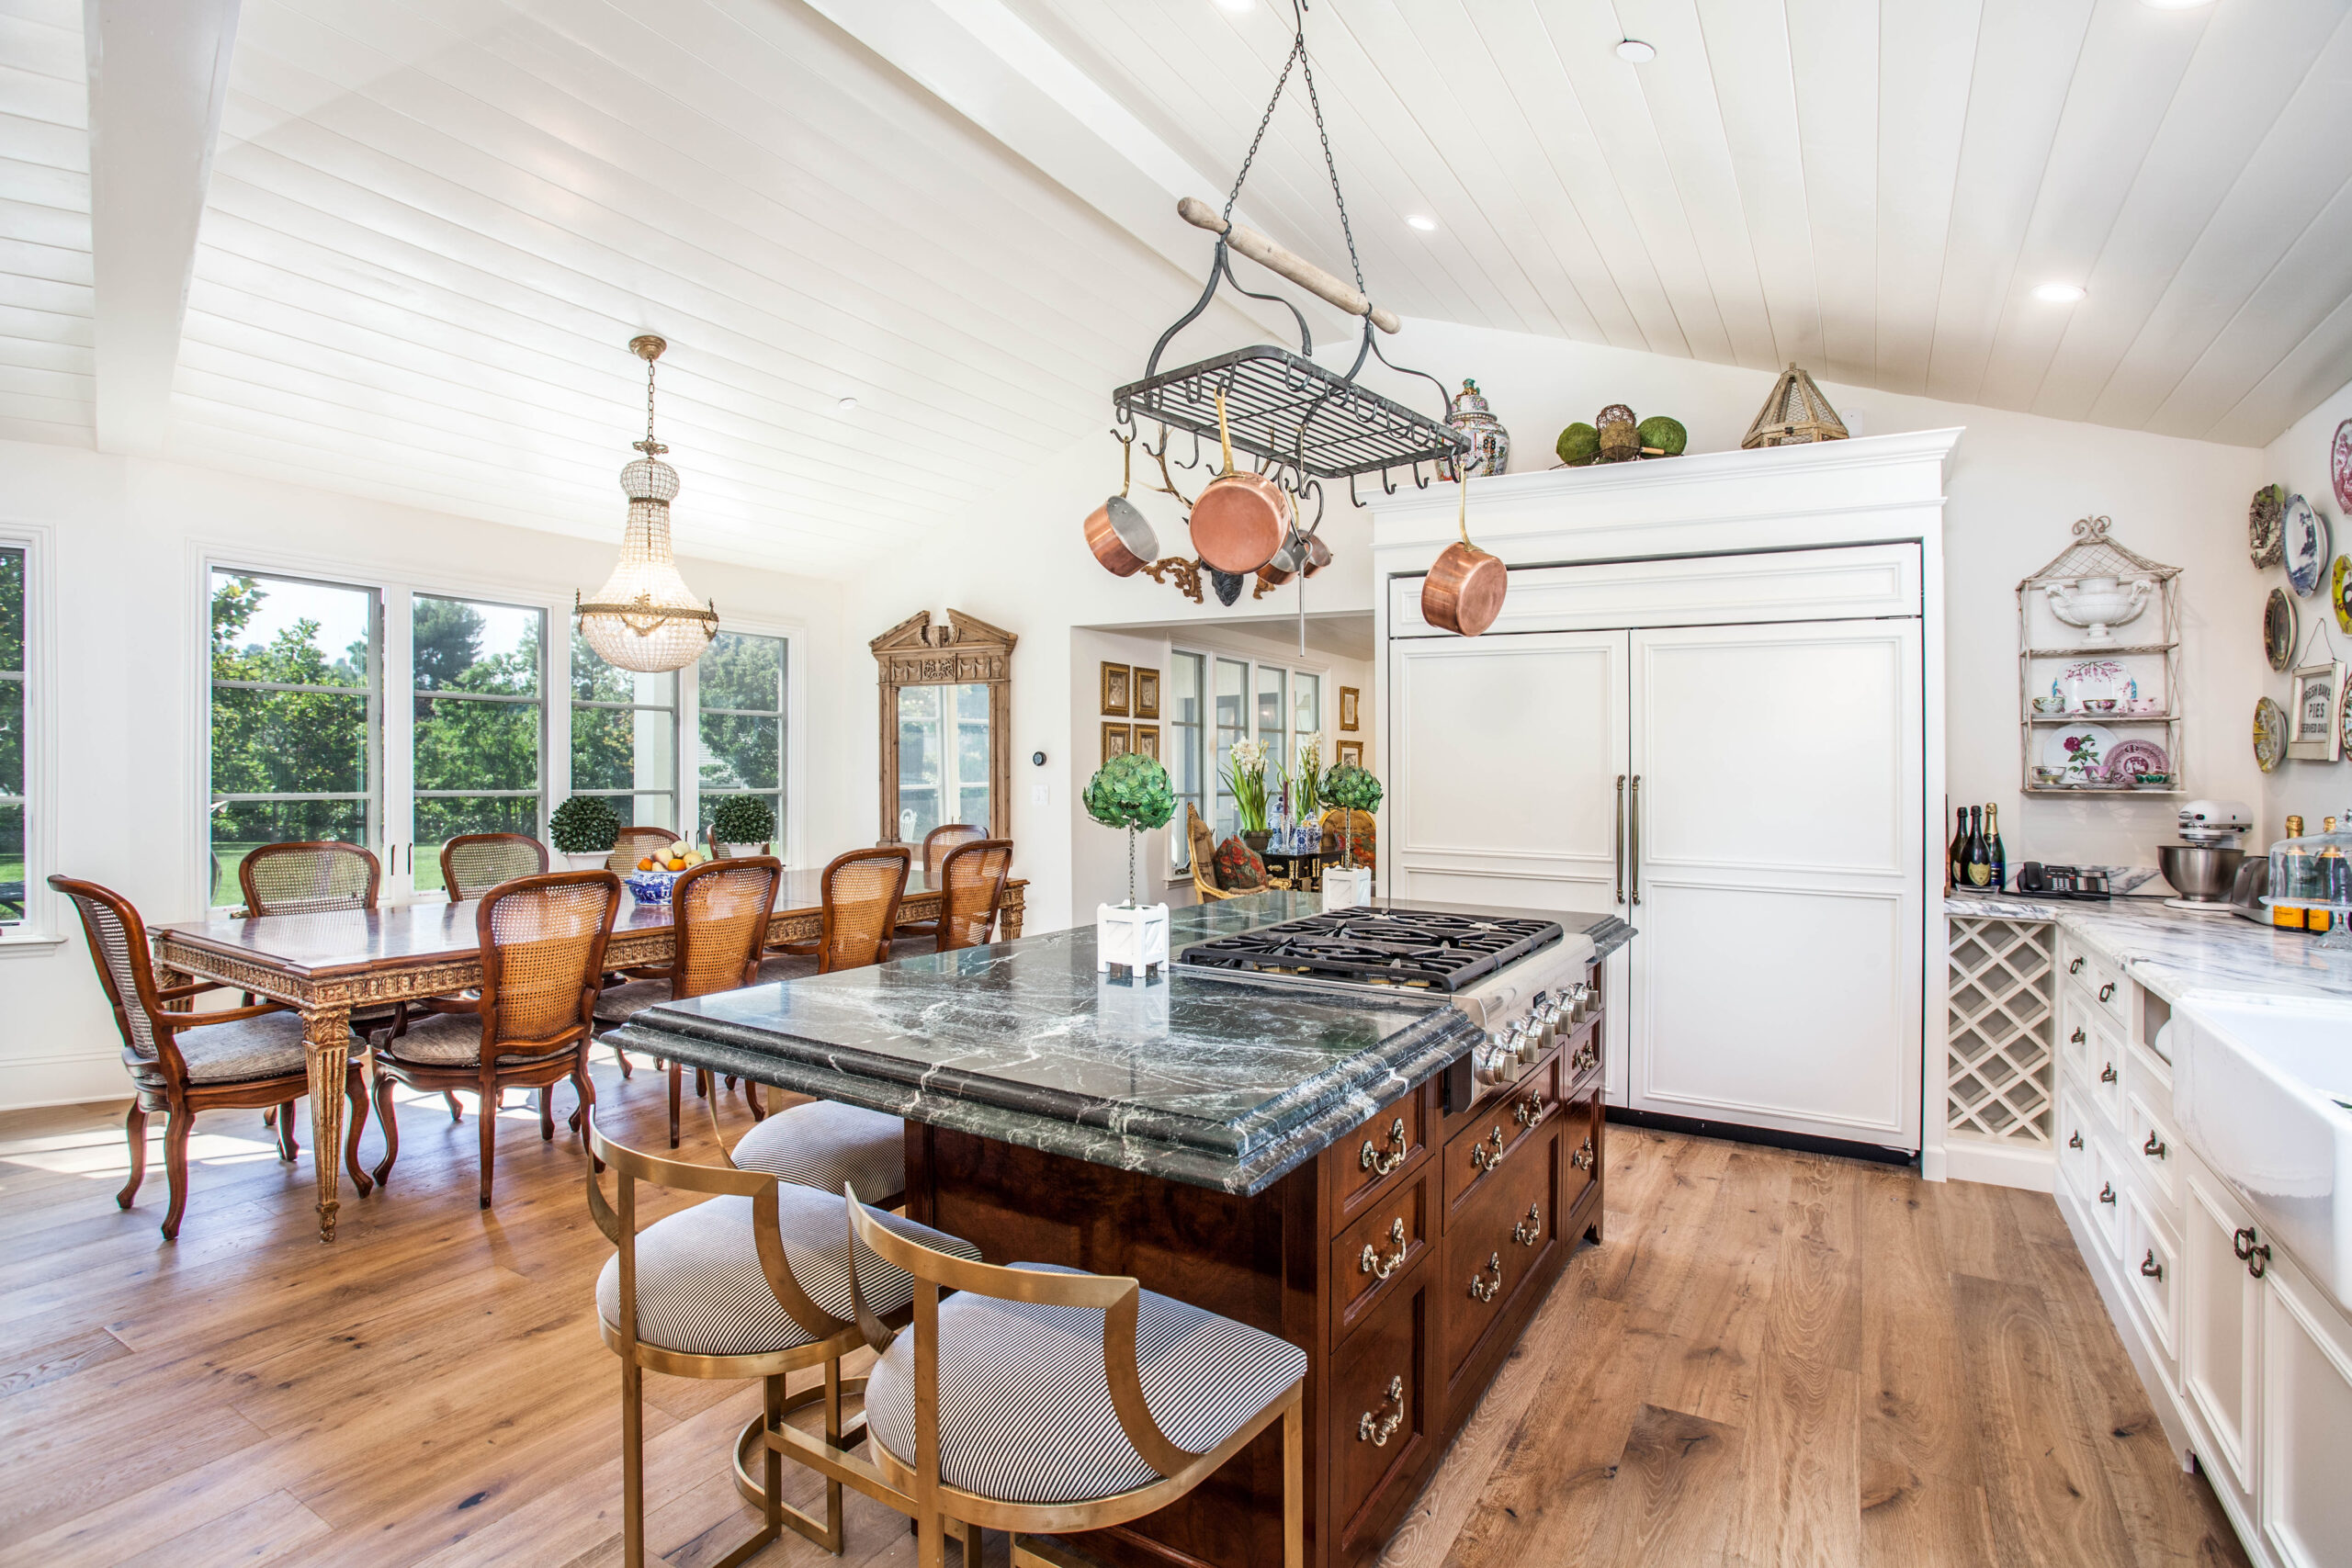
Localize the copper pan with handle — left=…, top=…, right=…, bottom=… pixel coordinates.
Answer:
left=1190, top=390, right=1288, bottom=575
left=1083, top=436, right=1159, bottom=578
left=1420, top=471, right=1507, bottom=636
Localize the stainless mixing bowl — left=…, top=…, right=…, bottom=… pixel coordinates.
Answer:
left=2160, top=844, right=2244, bottom=902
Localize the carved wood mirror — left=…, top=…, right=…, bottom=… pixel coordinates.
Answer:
left=872, top=609, right=1016, bottom=845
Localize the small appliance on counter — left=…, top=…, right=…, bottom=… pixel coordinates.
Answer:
left=2016, top=863, right=2112, bottom=900
left=2158, top=799, right=2252, bottom=912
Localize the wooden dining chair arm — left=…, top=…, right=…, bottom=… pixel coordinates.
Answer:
left=153, top=978, right=232, bottom=1005
left=154, top=999, right=292, bottom=1031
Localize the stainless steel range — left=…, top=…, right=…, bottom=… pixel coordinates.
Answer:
left=1175, top=907, right=1599, bottom=1094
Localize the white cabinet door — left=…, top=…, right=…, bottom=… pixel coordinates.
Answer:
left=1389, top=630, right=1629, bottom=916
left=2183, top=1161, right=2263, bottom=1520
left=1624, top=619, right=1923, bottom=1149
left=2259, top=1247, right=2352, bottom=1568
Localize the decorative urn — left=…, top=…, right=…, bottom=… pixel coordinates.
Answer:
left=1446, top=379, right=1510, bottom=478
left=2043, top=575, right=2153, bottom=644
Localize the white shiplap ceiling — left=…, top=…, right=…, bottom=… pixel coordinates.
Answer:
left=2, top=0, right=2349, bottom=578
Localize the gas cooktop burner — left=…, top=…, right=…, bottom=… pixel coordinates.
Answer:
left=1177, top=908, right=1564, bottom=993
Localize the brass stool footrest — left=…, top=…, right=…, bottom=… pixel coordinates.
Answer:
left=732, top=1376, right=871, bottom=1512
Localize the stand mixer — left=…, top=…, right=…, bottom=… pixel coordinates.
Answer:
left=2160, top=799, right=2251, bottom=911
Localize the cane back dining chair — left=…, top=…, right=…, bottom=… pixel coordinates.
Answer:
left=1185, top=806, right=1235, bottom=904
left=934, top=838, right=1013, bottom=953
left=896, top=824, right=984, bottom=942
left=438, top=832, right=548, bottom=901
left=237, top=840, right=381, bottom=916
left=766, top=1189, right=1307, bottom=1568
left=608, top=825, right=679, bottom=874
left=584, top=1113, right=983, bottom=1568
left=50, top=874, right=372, bottom=1239
left=592, top=858, right=782, bottom=1147
left=768, top=846, right=910, bottom=973
left=370, top=870, right=620, bottom=1207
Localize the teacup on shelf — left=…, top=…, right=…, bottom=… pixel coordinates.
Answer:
left=2080, top=697, right=2118, bottom=714
left=2032, top=695, right=2068, bottom=715
left=2125, top=697, right=2164, bottom=715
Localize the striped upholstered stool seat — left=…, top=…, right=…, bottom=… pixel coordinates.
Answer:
left=729, top=1100, right=906, bottom=1201
left=595, top=1183, right=978, bottom=1359
left=864, top=1263, right=1310, bottom=1506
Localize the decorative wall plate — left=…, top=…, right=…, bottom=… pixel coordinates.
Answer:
left=2102, top=739, right=2169, bottom=781
left=2255, top=696, right=2287, bottom=773
left=2334, top=419, right=2352, bottom=511
left=2343, top=669, right=2352, bottom=754
left=2285, top=493, right=2330, bottom=596
left=2052, top=659, right=2137, bottom=709
left=2041, top=722, right=2118, bottom=784
left=2250, top=483, right=2287, bottom=567
left=2335, top=554, right=2352, bottom=634
left=2267, top=586, right=2298, bottom=671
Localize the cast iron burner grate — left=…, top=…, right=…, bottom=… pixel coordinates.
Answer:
left=1178, top=908, right=1563, bottom=993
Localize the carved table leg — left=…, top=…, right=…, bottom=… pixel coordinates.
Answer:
left=303, top=1003, right=352, bottom=1243
left=1000, top=886, right=1024, bottom=940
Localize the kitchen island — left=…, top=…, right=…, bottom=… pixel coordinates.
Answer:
left=614, top=893, right=1633, bottom=1568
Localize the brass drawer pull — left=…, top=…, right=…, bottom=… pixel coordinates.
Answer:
left=1469, top=1124, right=1506, bottom=1173
left=2142, top=1130, right=2166, bottom=1160
left=2140, top=1248, right=2164, bottom=1281
left=1468, top=1252, right=1502, bottom=1302
left=1359, top=1217, right=1408, bottom=1280
left=1570, top=1042, right=1599, bottom=1075
left=2098, top=1182, right=2116, bottom=1206
left=1356, top=1375, right=1405, bottom=1446
left=1512, top=1201, right=1542, bottom=1247
left=2100, top=1062, right=2117, bottom=1084
left=1570, top=1134, right=1596, bottom=1172
left=2247, top=1241, right=2271, bottom=1280
left=2068, top=1131, right=2083, bottom=1150
left=2070, top=957, right=2086, bottom=975
left=1513, top=1094, right=1544, bottom=1127
left=2233, top=1225, right=2258, bottom=1261
left=1361, top=1118, right=1408, bottom=1177
left=2098, top=981, right=2116, bottom=1002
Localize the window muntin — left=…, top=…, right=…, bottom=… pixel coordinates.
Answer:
left=1167, top=651, right=1204, bottom=869
left=1211, top=657, right=1248, bottom=838
left=0, top=547, right=24, bottom=925
left=697, top=631, right=786, bottom=853
left=571, top=630, right=677, bottom=832
left=208, top=570, right=380, bottom=907
left=892, top=682, right=990, bottom=847
left=412, top=594, right=545, bottom=894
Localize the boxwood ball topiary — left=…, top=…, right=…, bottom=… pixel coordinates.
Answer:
left=1555, top=422, right=1600, bottom=467
left=710, top=794, right=775, bottom=846
left=1636, top=414, right=1687, bottom=457
left=1325, top=763, right=1384, bottom=815
left=549, top=794, right=621, bottom=854
left=1084, top=751, right=1175, bottom=832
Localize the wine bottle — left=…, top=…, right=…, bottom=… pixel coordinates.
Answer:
left=2323, top=818, right=2347, bottom=912
left=1984, top=804, right=2006, bottom=893
left=1949, top=807, right=1968, bottom=891
left=1965, top=806, right=1990, bottom=888
left=2278, top=816, right=2308, bottom=929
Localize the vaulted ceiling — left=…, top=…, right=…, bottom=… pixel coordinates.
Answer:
left=3, top=0, right=2350, bottom=578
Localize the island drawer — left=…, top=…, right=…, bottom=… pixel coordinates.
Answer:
left=1442, top=1052, right=1560, bottom=1219
left=1332, top=1167, right=1431, bottom=1344
left=1329, top=1260, right=1434, bottom=1563
left=1559, top=1016, right=1602, bottom=1096
left=1442, top=1117, right=1561, bottom=1382
left=1334, top=1090, right=1429, bottom=1224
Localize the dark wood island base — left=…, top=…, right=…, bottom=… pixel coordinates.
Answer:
left=903, top=969, right=1608, bottom=1568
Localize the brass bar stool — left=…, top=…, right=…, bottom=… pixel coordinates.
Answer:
left=761, top=1185, right=1307, bottom=1568
left=583, top=1113, right=981, bottom=1568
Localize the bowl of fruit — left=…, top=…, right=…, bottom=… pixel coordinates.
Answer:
left=623, top=841, right=707, bottom=904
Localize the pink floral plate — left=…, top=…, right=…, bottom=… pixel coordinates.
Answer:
left=2100, top=739, right=2168, bottom=783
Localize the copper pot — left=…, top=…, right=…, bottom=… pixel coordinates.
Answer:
left=1190, top=391, right=1287, bottom=575
left=1255, top=523, right=1306, bottom=590
left=1084, top=439, right=1159, bottom=577
left=1420, top=475, right=1507, bottom=636
left=1300, top=530, right=1332, bottom=577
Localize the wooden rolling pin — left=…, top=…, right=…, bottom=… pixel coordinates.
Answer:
left=1179, top=196, right=1401, bottom=333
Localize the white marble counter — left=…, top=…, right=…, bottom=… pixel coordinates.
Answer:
left=1945, top=892, right=2352, bottom=1006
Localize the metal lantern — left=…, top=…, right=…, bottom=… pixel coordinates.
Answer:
left=576, top=335, right=719, bottom=674
left=1742, top=363, right=1849, bottom=449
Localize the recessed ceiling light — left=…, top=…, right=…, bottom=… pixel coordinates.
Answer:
left=2032, top=282, right=2086, bottom=304
left=837, top=396, right=859, bottom=412
left=1616, top=39, right=1657, bottom=62
left=1405, top=213, right=1437, bottom=232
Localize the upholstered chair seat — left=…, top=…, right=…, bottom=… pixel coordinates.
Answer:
left=379, top=1010, right=581, bottom=1068
left=137, top=1010, right=311, bottom=1085
left=729, top=1100, right=906, bottom=1202
left=594, top=1184, right=977, bottom=1359
left=590, top=976, right=672, bottom=1027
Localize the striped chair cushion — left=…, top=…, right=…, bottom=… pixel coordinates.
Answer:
left=591, top=978, right=670, bottom=1025
left=729, top=1100, right=906, bottom=1200
left=381, top=1012, right=575, bottom=1067
left=865, top=1264, right=1307, bottom=1506
left=595, top=1185, right=978, bottom=1359
left=154, top=1010, right=311, bottom=1085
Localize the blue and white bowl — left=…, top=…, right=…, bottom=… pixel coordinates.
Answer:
left=623, top=868, right=679, bottom=905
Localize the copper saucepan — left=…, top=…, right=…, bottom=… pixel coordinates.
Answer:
left=1421, top=470, right=1506, bottom=636
left=1190, top=391, right=1287, bottom=576
left=1084, top=438, right=1159, bottom=577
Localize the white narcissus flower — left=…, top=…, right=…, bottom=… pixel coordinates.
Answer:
left=1231, top=738, right=1268, bottom=770
left=1298, top=732, right=1323, bottom=762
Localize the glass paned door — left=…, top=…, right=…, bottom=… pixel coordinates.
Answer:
left=1167, top=652, right=1204, bottom=866
left=896, top=683, right=990, bottom=845
left=412, top=594, right=545, bottom=894
left=208, top=570, right=380, bottom=906
left=697, top=631, right=787, bottom=853
left=571, top=630, right=677, bottom=832
left=1212, top=658, right=1248, bottom=837
left=0, top=547, right=23, bottom=924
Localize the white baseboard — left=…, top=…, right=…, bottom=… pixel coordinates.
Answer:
left=0, top=1052, right=132, bottom=1111
left=1942, top=1134, right=2055, bottom=1192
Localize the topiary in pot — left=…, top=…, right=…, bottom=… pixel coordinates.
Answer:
left=1323, top=763, right=1384, bottom=870
left=549, top=795, right=620, bottom=863
left=709, top=795, right=776, bottom=855
left=1083, top=751, right=1175, bottom=908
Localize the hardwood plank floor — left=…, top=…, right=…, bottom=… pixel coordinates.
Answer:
left=0, top=1067, right=2247, bottom=1568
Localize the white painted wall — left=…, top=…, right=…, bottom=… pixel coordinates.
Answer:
left=2256, top=377, right=2352, bottom=843
left=0, top=439, right=861, bottom=1109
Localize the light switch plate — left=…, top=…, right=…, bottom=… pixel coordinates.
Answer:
left=1030, top=784, right=1049, bottom=805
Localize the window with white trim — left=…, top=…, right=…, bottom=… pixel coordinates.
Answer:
left=0, top=546, right=27, bottom=926
left=696, top=630, right=787, bottom=855
left=571, top=631, right=677, bottom=833
left=1182, top=649, right=1329, bottom=852
left=411, top=595, right=546, bottom=895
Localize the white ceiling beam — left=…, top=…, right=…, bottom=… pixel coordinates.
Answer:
left=84, top=0, right=241, bottom=456
left=796, top=0, right=1335, bottom=344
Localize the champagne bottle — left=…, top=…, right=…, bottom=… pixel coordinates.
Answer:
left=1965, top=806, right=1990, bottom=888
left=2278, top=815, right=2308, bottom=929
left=2323, top=818, right=2347, bottom=912
left=1949, top=807, right=1969, bottom=891
left=1984, top=804, right=2006, bottom=893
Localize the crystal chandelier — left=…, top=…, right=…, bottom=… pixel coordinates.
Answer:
left=575, top=334, right=718, bottom=673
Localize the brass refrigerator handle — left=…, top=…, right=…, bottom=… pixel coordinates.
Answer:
left=1613, top=774, right=1626, bottom=904
left=1629, top=775, right=1642, bottom=906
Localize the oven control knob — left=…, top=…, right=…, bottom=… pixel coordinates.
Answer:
left=1476, top=1032, right=1511, bottom=1085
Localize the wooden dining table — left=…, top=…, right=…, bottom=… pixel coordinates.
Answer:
left=150, top=868, right=1026, bottom=1242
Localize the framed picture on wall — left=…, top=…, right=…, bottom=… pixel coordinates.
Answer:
left=1134, top=668, right=1159, bottom=720
left=1101, top=722, right=1132, bottom=763
left=1339, top=686, right=1360, bottom=731
left=1336, top=739, right=1363, bottom=767
left=1101, top=662, right=1130, bottom=716
left=2290, top=660, right=2345, bottom=761
left=1131, top=724, right=1159, bottom=761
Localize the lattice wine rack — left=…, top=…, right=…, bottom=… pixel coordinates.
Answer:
left=1947, top=917, right=2055, bottom=1145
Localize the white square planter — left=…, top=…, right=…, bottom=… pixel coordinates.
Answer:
left=1322, top=866, right=1374, bottom=912
left=1097, top=902, right=1170, bottom=977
